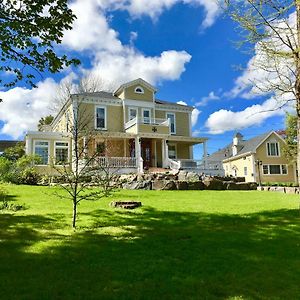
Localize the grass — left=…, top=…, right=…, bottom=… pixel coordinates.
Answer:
left=1, top=185, right=300, bottom=299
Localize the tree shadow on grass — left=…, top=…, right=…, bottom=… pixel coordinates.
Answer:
left=1, top=207, right=300, bottom=299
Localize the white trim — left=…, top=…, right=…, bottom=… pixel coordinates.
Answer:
left=266, top=141, right=280, bottom=157
left=134, top=86, right=144, bottom=94
left=166, top=112, right=176, bottom=134
left=33, top=140, right=50, bottom=166
left=95, top=105, right=107, bottom=130
left=114, top=78, right=157, bottom=95
left=262, top=164, right=288, bottom=175
left=124, top=99, right=155, bottom=108
left=155, top=104, right=193, bottom=112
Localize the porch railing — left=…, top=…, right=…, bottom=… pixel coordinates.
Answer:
left=125, top=117, right=170, bottom=129
left=95, top=157, right=137, bottom=168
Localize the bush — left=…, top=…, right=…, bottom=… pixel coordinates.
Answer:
left=0, top=157, right=13, bottom=182
left=0, top=186, right=25, bottom=211
left=19, top=168, right=40, bottom=185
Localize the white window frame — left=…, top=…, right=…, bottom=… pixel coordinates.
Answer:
left=142, top=108, right=151, bottom=124
left=95, top=106, right=107, bottom=130
left=54, top=141, right=69, bottom=165
left=168, top=143, right=177, bottom=159
left=128, top=107, right=138, bottom=121
left=266, top=142, right=280, bottom=157
left=134, top=86, right=144, bottom=94
left=166, top=112, right=176, bottom=134
left=33, top=140, right=49, bottom=166
left=262, top=164, right=288, bottom=175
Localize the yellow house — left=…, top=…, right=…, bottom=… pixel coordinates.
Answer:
left=25, top=78, right=208, bottom=174
left=220, top=131, right=297, bottom=183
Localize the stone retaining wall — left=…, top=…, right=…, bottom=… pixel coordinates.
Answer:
left=120, top=171, right=257, bottom=191
left=257, top=186, right=299, bottom=194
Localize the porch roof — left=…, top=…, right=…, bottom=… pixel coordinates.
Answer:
left=93, top=131, right=207, bottom=144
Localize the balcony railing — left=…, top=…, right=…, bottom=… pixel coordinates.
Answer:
left=125, top=117, right=170, bottom=130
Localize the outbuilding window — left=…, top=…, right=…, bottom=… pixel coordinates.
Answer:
left=34, top=141, right=49, bottom=165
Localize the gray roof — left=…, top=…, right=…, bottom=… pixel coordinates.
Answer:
left=208, top=132, right=271, bottom=162
left=72, top=91, right=191, bottom=107
left=72, top=91, right=119, bottom=100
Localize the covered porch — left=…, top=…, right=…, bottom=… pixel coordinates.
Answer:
left=86, top=132, right=209, bottom=174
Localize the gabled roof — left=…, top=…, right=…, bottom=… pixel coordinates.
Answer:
left=113, top=78, right=157, bottom=96
left=209, top=131, right=284, bottom=163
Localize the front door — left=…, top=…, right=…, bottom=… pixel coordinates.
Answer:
left=141, top=139, right=152, bottom=169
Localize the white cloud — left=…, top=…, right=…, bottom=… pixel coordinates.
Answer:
left=205, top=96, right=287, bottom=134
left=176, top=101, right=187, bottom=105
left=90, top=49, right=191, bottom=86
left=191, top=108, right=201, bottom=127
left=196, top=91, right=220, bottom=106
left=0, top=79, right=59, bottom=138
left=120, top=0, right=221, bottom=29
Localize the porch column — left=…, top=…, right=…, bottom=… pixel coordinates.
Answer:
left=203, top=141, right=207, bottom=169
left=162, top=139, right=169, bottom=168
left=123, top=139, right=127, bottom=156
left=135, top=136, right=143, bottom=173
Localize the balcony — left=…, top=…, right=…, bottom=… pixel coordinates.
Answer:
left=125, top=117, right=170, bottom=135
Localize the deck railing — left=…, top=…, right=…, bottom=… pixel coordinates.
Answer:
left=125, top=117, right=170, bottom=129
left=94, top=157, right=137, bottom=168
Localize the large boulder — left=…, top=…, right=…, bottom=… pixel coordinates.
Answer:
left=186, top=172, right=200, bottom=182
left=249, top=182, right=258, bottom=190
left=203, top=178, right=225, bottom=190
left=176, top=181, right=188, bottom=190
left=188, top=181, right=205, bottom=190
left=177, top=171, right=188, bottom=181
left=152, top=180, right=177, bottom=190
left=123, top=180, right=151, bottom=190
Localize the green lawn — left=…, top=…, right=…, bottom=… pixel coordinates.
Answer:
left=1, top=185, right=300, bottom=300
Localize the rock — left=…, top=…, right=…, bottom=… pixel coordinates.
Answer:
left=235, top=182, right=251, bottom=190
left=188, top=181, right=205, bottom=190
left=177, top=171, right=188, bottom=181
left=123, top=180, right=151, bottom=190
left=257, top=186, right=264, bottom=191
left=285, top=187, right=298, bottom=194
left=203, top=178, right=225, bottom=190
left=249, top=182, right=258, bottom=190
left=226, top=181, right=238, bottom=190
left=186, top=172, right=200, bottom=182
left=152, top=180, right=176, bottom=190
left=274, top=186, right=285, bottom=193
left=176, top=181, right=188, bottom=190
left=119, top=174, right=137, bottom=183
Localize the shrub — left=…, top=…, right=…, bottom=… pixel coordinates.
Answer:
left=19, top=168, right=40, bottom=185
left=0, top=157, right=13, bottom=182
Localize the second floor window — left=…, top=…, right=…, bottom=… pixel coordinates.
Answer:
left=96, top=107, right=106, bottom=129
left=166, top=113, right=176, bottom=134
left=267, top=142, right=279, bottom=156
left=129, top=108, right=137, bottom=121
left=143, top=109, right=151, bottom=124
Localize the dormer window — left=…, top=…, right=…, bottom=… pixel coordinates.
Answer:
left=134, top=86, right=144, bottom=94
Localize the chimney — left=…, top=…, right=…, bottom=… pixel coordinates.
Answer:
left=232, top=132, right=243, bottom=156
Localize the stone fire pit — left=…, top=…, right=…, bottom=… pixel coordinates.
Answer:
left=110, top=201, right=142, bottom=209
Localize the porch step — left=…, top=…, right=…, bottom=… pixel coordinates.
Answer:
left=147, top=167, right=170, bottom=173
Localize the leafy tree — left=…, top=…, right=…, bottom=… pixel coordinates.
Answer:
left=38, top=115, right=54, bottom=131
left=224, top=0, right=300, bottom=185
left=2, top=142, right=25, bottom=161
left=0, top=0, right=80, bottom=89
left=283, top=113, right=297, bottom=164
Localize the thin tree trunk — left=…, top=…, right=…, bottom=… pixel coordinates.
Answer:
left=72, top=200, right=77, bottom=228
left=296, top=1, right=300, bottom=187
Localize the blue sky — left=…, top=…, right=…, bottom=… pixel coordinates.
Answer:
left=0, top=0, right=293, bottom=158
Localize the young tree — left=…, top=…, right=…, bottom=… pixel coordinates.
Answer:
left=2, top=142, right=25, bottom=161
left=53, top=99, right=121, bottom=228
left=0, top=0, right=80, bottom=89
left=224, top=0, right=300, bottom=185
left=50, top=73, right=116, bottom=113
